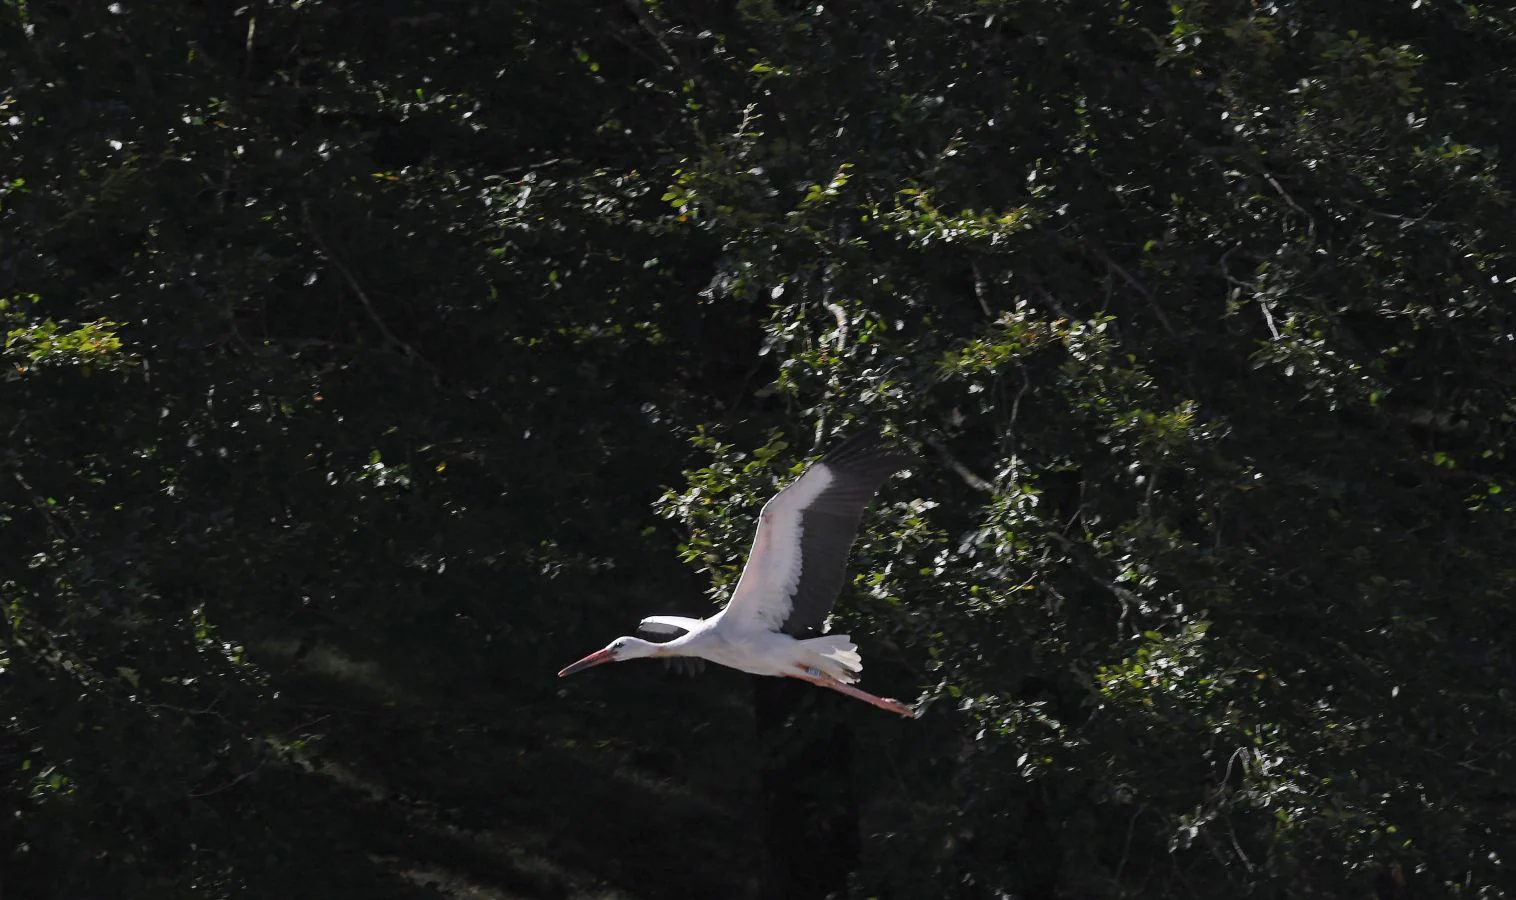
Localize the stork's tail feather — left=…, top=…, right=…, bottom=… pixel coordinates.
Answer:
left=801, top=634, right=863, bottom=684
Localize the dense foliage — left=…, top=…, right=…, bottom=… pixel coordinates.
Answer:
left=3, top=1, right=1513, bottom=897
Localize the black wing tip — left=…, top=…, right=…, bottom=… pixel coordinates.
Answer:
left=822, top=428, right=914, bottom=471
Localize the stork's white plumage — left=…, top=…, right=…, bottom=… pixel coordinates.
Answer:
left=558, top=431, right=917, bottom=717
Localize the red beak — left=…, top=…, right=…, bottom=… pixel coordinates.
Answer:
left=558, top=648, right=616, bottom=678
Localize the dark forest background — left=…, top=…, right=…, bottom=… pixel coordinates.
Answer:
left=3, top=1, right=1515, bottom=898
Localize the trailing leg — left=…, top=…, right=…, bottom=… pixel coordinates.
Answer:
left=789, top=665, right=917, bottom=718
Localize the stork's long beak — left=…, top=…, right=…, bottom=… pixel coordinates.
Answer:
left=557, top=648, right=616, bottom=678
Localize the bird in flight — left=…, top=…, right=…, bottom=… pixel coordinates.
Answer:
left=558, top=430, right=917, bottom=717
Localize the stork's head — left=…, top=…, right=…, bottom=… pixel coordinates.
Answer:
left=557, top=636, right=661, bottom=677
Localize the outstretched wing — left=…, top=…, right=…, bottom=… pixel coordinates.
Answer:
left=717, top=431, right=911, bottom=638
left=638, top=615, right=705, bottom=640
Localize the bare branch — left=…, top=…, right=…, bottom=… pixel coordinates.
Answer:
left=925, top=434, right=997, bottom=494
left=301, top=201, right=439, bottom=377
left=1219, top=244, right=1280, bottom=340
left=623, top=0, right=712, bottom=103
left=1088, top=245, right=1177, bottom=336
left=1261, top=171, right=1315, bottom=241
left=825, top=301, right=849, bottom=352
left=495, top=157, right=582, bottom=179
left=971, top=259, right=995, bottom=318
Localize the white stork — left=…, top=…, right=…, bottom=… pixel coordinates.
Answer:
left=558, top=430, right=917, bottom=718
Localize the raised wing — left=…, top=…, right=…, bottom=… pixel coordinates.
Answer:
left=718, top=430, right=911, bottom=638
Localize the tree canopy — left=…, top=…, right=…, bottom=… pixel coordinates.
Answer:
left=3, top=1, right=1514, bottom=898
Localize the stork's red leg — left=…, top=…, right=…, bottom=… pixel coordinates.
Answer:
left=788, top=666, right=917, bottom=718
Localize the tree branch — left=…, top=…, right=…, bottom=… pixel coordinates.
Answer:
left=1088, top=245, right=1177, bottom=336
left=301, top=201, right=439, bottom=378
left=925, top=434, right=997, bottom=494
